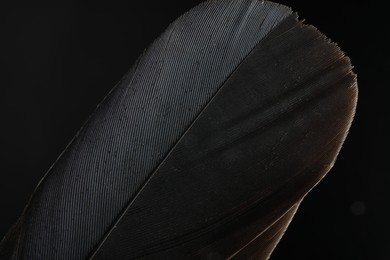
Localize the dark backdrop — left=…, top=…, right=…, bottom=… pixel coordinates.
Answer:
left=0, top=1, right=388, bottom=259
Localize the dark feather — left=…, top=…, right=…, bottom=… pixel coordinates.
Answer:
left=0, top=0, right=357, bottom=259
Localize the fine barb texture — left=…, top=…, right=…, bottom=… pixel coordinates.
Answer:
left=0, top=0, right=357, bottom=259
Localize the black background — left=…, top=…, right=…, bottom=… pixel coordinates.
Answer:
left=0, top=1, right=388, bottom=259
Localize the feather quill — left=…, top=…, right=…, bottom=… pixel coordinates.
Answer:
left=0, top=0, right=357, bottom=259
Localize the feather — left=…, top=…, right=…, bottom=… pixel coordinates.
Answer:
left=0, top=0, right=357, bottom=259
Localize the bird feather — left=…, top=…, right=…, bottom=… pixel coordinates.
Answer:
left=0, top=0, right=357, bottom=259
